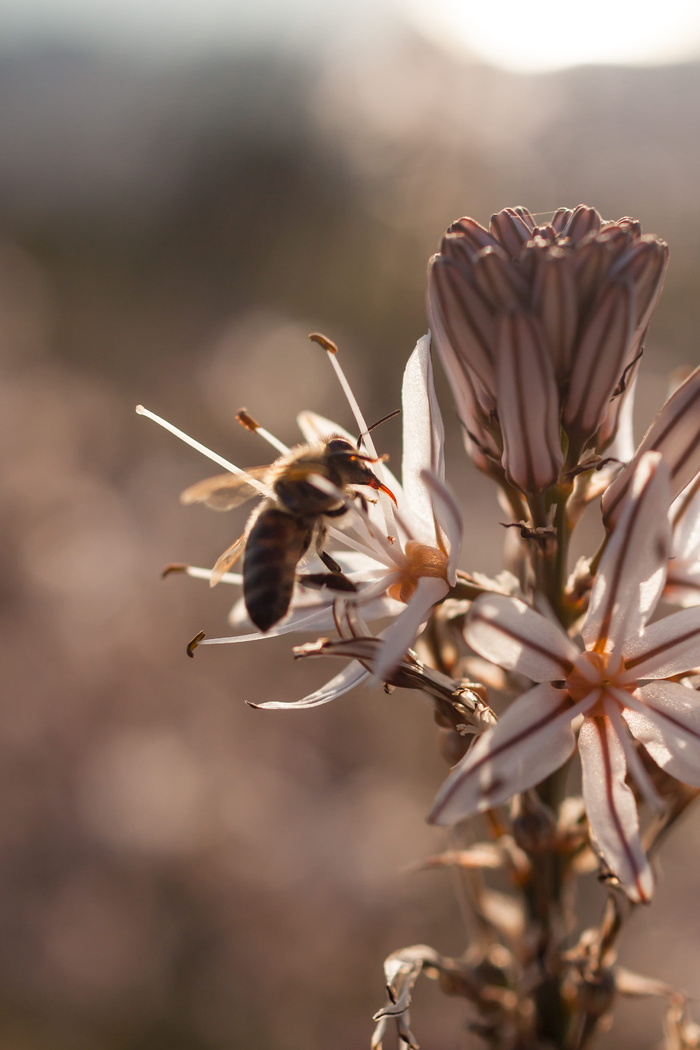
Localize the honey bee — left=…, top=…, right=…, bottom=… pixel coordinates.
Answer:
left=180, top=431, right=396, bottom=633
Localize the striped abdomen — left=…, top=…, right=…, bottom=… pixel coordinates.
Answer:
left=243, top=507, right=314, bottom=632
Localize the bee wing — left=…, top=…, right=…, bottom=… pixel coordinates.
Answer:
left=210, top=533, right=247, bottom=587
left=180, top=467, right=270, bottom=511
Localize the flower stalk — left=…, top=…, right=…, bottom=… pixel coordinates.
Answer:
left=142, top=206, right=700, bottom=1049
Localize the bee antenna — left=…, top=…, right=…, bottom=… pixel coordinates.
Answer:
left=356, top=409, right=401, bottom=449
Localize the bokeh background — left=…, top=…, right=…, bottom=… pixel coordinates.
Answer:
left=3, top=0, right=700, bottom=1046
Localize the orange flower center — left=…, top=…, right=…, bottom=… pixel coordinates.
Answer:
left=387, top=541, right=449, bottom=604
left=565, top=650, right=637, bottom=715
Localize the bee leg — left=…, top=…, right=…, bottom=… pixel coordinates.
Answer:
left=298, top=572, right=358, bottom=593
left=319, top=550, right=344, bottom=574
left=324, top=505, right=349, bottom=519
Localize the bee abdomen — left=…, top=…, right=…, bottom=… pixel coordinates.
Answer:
left=243, top=508, right=314, bottom=632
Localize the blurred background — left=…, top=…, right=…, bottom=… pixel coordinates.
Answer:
left=3, top=0, right=700, bottom=1046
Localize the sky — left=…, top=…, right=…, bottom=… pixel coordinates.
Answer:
left=3, top=0, right=700, bottom=72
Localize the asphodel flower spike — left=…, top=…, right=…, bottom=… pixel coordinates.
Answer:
left=428, top=206, right=668, bottom=492
left=430, top=452, right=700, bottom=903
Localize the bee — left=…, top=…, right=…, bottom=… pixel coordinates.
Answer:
left=180, top=429, right=396, bottom=633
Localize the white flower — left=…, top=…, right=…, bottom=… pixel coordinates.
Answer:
left=139, top=336, right=462, bottom=704
left=429, top=452, right=700, bottom=903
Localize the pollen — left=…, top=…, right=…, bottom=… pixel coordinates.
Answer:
left=387, top=542, right=449, bottom=604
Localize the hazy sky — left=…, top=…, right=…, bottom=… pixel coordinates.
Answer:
left=3, top=0, right=700, bottom=72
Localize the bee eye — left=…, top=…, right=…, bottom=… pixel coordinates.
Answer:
left=326, top=438, right=354, bottom=456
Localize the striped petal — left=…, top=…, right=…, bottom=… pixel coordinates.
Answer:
left=497, top=312, right=564, bottom=492
left=428, top=255, right=497, bottom=399
left=578, top=714, right=654, bottom=903
left=428, top=683, right=577, bottom=824
left=624, top=682, right=700, bottom=786
left=621, top=606, right=700, bottom=679
left=563, top=280, right=635, bottom=446
left=602, top=365, right=700, bottom=528
left=465, top=594, right=579, bottom=681
left=582, top=452, right=671, bottom=649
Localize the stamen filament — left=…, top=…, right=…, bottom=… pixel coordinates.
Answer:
left=136, top=405, right=270, bottom=495
left=312, top=335, right=398, bottom=540
left=183, top=565, right=244, bottom=586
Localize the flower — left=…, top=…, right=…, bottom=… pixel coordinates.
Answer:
left=428, top=206, right=668, bottom=491
left=666, top=474, right=700, bottom=608
left=139, top=335, right=462, bottom=702
left=599, top=364, right=700, bottom=608
left=242, top=335, right=463, bottom=703
left=429, top=452, right=700, bottom=903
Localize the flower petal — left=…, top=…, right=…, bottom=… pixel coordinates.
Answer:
left=578, top=715, right=653, bottom=903
left=465, top=594, right=579, bottom=680
left=428, top=255, right=497, bottom=399
left=562, top=280, right=635, bottom=446
left=582, top=452, right=671, bottom=649
left=400, top=336, right=446, bottom=546
left=624, top=682, right=700, bottom=786
left=373, top=576, right=448, bottom=681
left=622, top=606, right=700, bottom=679
left=419, top=469, right=462, bottom=582
left=428, top=683, right=577, bottom=824
left=602, top=365, right=700, bottom=528
left=251, top=660, right=370, bottom=710
left=497, top=312, right=564, bottom=492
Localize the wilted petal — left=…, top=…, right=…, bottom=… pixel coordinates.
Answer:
left=251, top=660, right=369, bottom=709
left=466, top=594, right=579, bottom=680
left=373, top=576, right=448, bottom=681
left=602, top=365, right=700, bottom=528
left=582, top=452, right=671, bottom=649
left=578, top=714, right=653, bottom=903
left=563, top=280, right=635, bottom=445
left=622, top=606, right=700, bottom=679
left=401, top=336, right=446, bottom=545
left=497, top=312, right=564, bottom=492
left=429, top=683, right=577, bottom=824
left=624, top=682, right=700, bottom=786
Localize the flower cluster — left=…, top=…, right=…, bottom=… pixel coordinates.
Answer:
left=428, top=205, right=668, bottom=490
left=141, top=206, right=700, bottom=1049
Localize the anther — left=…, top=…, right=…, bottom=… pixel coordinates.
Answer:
left=236, top=409, right=260, bottom=432
left=186, top=631, right=206, bottom=657
left=308, top=331, right=338, bottom=354
left=161, top=562, right=188, bottom=578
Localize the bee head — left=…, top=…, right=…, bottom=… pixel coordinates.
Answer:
left=325, top=437, right=397, bottom=503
